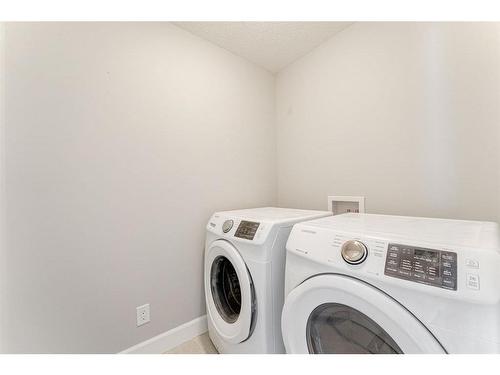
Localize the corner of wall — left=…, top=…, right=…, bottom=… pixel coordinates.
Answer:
left=0, top=21, right=7, bottom=353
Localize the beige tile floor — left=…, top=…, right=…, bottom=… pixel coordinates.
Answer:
left=165, top=333, right=218, bottom=354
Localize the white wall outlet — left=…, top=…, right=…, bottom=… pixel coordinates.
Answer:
left=328, top=196, right=365, bottom=215
left=136, top=304, right=150, bottom=327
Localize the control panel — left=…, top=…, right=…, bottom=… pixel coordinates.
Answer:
left=234, top=220, right=260, bottom=240
left=384, top=243, right=457, bottom=290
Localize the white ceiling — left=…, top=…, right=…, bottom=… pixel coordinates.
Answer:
left=173, top=22, right=352, bottom=73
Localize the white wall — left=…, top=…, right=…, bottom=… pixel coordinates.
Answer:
left=0, top=22, right=276, bottom=353
left=276, top=23, right=500, bottom=222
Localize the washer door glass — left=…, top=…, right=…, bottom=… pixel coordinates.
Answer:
left=307, top=303, right=402, bottom=354
left=210, top=256, right=242, bottom=323
left=205, top=240, right=255, bottom=344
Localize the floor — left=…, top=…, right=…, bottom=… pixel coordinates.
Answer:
left=165, top=333, right=218, bottom=354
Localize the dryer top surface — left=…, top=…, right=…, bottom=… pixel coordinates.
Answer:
left=298, top=213, right=500, bottom=251
left=214, top=207, right=331, bottom=226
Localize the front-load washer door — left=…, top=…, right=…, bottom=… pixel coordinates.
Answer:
left=205, top=240, right=255, bottom=344
left=281, top=274, right=446, bottom=354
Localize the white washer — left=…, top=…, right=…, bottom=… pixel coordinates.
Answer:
left=205, top=207, right=331, bottom=354
left=282, top=213, right=500, bottom=354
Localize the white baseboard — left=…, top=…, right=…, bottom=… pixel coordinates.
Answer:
left=120, top=315, right=208, bottom=354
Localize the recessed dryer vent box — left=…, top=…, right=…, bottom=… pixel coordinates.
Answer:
left=328, top=196, right=365, bottom=215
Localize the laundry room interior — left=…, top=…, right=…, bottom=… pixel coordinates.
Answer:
left=1, top=12, right=500, bottom=360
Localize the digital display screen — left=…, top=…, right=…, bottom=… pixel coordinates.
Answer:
left=414, top=249, right=439, bottom=263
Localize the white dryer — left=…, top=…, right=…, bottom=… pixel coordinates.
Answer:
left=205, top=207, right=331, bottom=354
left=282, top=213, right=500, bottom=354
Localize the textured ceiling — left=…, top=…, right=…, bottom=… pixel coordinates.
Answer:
left=173, top=22, right=353, bottom=73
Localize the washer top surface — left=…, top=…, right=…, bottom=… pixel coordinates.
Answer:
left=213, top=207, right=331, bottom=225
left=300, top=213, right=500, bottom=251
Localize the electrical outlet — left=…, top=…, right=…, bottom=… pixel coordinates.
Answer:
left=136, top=304, right=150, bottom=327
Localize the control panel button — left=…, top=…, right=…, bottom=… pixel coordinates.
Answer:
left=443, top=269, right=452, bottom=277
left=465, top=259, right=480, bottom=269
left=466, top=273, right=480, bottom=290
left=398, top=269, right=411, bottom=277
left=387, top=259, right=398, bottom=267
left=401, top=259, right=412, bottom=271
left=413, top=272, right=426, bottom=280
left=442, top=278, right=455, bottom=289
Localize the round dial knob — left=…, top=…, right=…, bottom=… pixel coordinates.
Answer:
left=222, top=220, right=234, bottom=233
left=341, top=240, right=368, bottom=265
